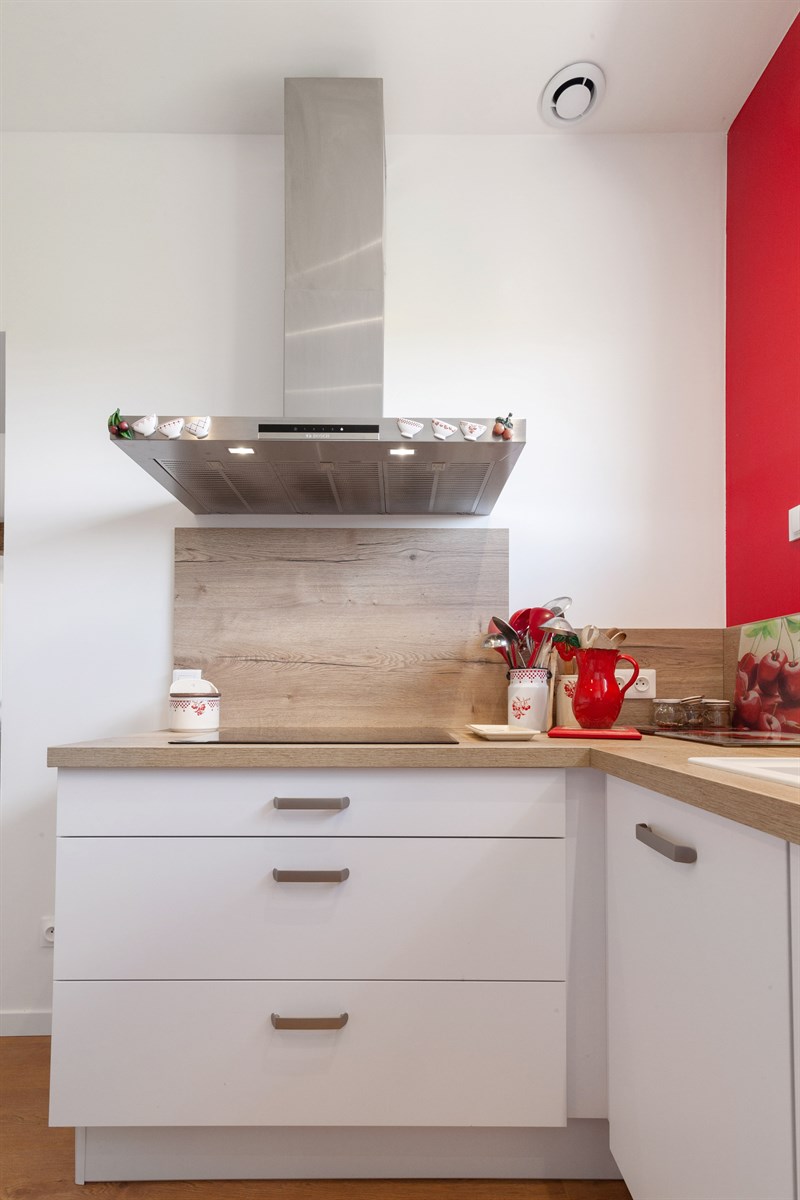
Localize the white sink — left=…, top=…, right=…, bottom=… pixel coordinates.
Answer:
left=688, top=756, right=800, bottom=788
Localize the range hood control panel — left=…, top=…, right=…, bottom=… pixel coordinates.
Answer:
left=258, top=423, right=380, bottom=439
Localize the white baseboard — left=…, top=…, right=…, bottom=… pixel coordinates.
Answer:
left=1, top=1009, right=52, bottom=1036
left=83, top=1121, right=622, bottom=1181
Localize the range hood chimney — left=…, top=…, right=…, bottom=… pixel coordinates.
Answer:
left=110, top=78, right=525, bottom=515
left=284, top=78, right=385, bottom=420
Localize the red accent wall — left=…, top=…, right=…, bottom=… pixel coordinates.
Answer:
left=726, top=14, right=800, bottom=626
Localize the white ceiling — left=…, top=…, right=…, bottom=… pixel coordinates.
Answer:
left=1, top=0, right=797, bottom=134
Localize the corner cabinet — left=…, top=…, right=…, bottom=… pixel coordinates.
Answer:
left=606, top=778, right=795, bottom=1200
left=50, top=768, right=567, bottom=1138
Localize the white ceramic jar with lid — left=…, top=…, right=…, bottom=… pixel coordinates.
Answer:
left=168, top=670, right=221, bottom=732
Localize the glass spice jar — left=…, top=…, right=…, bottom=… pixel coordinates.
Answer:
left=702, top=699, right=731, bottom=729
left=681, top=697, right=705, bottom=728
left=653, top=699, right=685, bottom=729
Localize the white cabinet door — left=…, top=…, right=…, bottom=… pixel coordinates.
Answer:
left=606, top=779, right=794, bottom=1200
left=50, top=980, right=567, bottom=1128
left=54, top=836, right=565, bottom=981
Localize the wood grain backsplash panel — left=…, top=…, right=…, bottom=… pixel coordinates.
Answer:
left=617, top=628, right=725, bottom=723
left=174, top=528, right=509, bottom=728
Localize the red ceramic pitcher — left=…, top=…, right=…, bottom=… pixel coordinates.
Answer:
left=566, top=647, right=640, bottom=729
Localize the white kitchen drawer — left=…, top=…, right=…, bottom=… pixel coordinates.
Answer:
left=49, top=980, right=566, bottom=1127
left=54, top=836, right=565, bottom=981
left=56, top=768, right=565, bottom=837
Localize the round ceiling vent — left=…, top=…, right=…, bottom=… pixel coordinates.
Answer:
left=539, top=63, right=606, bottom=128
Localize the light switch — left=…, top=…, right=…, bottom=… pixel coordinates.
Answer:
left=789, top=505, right=800, bottom=543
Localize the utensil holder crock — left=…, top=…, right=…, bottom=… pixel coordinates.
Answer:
left=508, top=668, right=550, bottom=731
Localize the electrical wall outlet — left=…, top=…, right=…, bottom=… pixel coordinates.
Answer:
left=616, top=668, right=657, bottom=698
left=40, top=918, right=55, bottom=948
left=789, top=504, right=800, bottom=543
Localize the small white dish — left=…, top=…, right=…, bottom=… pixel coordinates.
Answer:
left=432, top=419, right=457, bottom=440
left=397, top=417, right=424, bottom=439
left=460, top=421, right=487, bottom=441
left=132, top=413, right=158, bottom=437
left=186, top=416, right=211, bottom=438
left=157, top=418, right=185, bottom=439
left=466, top=724, right=537, bottom=741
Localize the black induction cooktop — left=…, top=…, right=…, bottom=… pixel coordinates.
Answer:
left=653, top=729, right=800, bottom=747
left=169, top=727, right=459, bottom=745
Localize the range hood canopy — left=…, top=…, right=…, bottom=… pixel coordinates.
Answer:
left=113, top=417, right=525, bottom=516
left=111, top=77, right=525, bottom=515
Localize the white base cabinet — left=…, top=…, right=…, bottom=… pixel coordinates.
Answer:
left=50, top=768, right=570, bottom=1141
left=606, top=778, right=795, bottom=1200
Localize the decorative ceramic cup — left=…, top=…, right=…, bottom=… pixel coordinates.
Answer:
left=432, top=420, right=457, bottom=440
left=459, top=421, right=487, bottom=441
left=397, top=418, right=424, bottom=439
left=168, top=692, right=221, bottom=732
left=508, top=667, right=550, bottom=731
left=156, top=418, right=185, bottom=439
left=555, top=676, right=581, bottom=729
left=186, top=416, right=211, bottom=438
left=132, top=413, right=158, bottom=437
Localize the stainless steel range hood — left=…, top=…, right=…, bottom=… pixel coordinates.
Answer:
left=111, top=78, right=525, bottom=515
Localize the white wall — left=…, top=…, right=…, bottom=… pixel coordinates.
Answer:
left=0, top=131, right=726, bottom=1029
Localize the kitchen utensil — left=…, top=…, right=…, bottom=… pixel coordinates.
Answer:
left=592, top=629, right=625, bottom=650
left=580, top=624, right=600, bottom=649
left=524, top=607, right=556, bottom=659
left=482, top=634, right=513, bottom=668
left=541, top=596, right=572, bottom=616
left=509, top=608, right=532, bottom=634
left=535, top=616, right=578, bottom=668
left=570, top=648, right=640, bottom=729
left=490, top=616, right=523, bottom=668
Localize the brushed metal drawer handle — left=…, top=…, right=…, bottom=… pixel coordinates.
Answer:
left=272, top=868, right=350, bottom=883
left=636, top=823, right=697, bottom=863
left=273, top=797, right=350, bottom=811
left=271, top=1013, right=349, bottom=1031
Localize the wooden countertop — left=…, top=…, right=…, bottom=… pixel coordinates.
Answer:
left=47, top=731, right=800, bottom=845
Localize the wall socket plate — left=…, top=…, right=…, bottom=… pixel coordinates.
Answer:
left=40, top=918, right=55, bottom=948
left=789, top=504, right=800, bottom=543
left=616, top=668, right=656, bottom=698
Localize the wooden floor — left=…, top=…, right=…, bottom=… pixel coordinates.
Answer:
left=1, top=1038, right=631, bottom=1200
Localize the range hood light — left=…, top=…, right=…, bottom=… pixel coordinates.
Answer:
left=228, top=447, right=255, bottom=455
left=389, top=447, right=415, bottom=456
